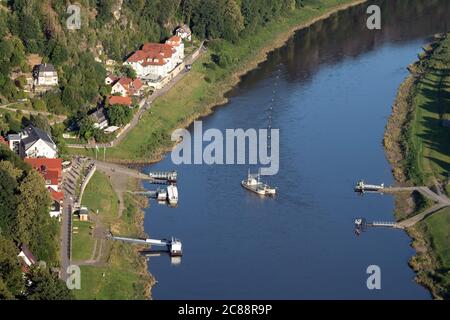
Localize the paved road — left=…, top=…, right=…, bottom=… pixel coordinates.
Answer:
left=68, top=43, right=206, bottom=150
left=60, top=157, right=87, bottom=280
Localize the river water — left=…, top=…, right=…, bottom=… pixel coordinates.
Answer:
left=142, top=0, right=450, bottom=299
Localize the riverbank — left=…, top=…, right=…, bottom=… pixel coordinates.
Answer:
left=384, top=34, right=450, bottom=299
left=73, top=171, right=154, bottom=299
left=69, top=0, right=371, bottom=299
left=69, top=0, right=367, bottom=163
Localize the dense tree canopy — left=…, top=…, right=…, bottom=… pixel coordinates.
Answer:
left=0, top=147, right=72, bottom=300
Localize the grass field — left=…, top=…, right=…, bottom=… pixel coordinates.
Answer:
left=68, top=0, right=361, bottom=162
left=81, top=171, right=119, bottom=225
left=71, top=220, right=95, bottom=261
left=418, top=207, right=450, bottom=299
left=75, top=240, right=149, bottom=300
left=409, top=72, right=450, bottom=184
left=72, top=171, right=119, bottom=262
left=73, top=171, right=151, bottom=300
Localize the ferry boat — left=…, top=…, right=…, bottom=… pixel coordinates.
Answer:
left=354, top=180, right=384, bottom=193
left=167, top=185, right=179, bottom=205
left=241, top=170, right=276, bottom=196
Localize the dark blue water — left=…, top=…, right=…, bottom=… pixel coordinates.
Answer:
left=143, top=0, right=450, bottom=299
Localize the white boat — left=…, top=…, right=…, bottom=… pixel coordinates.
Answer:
left=167, top=185, right=179, bottom=205
left=241, top=170, right=276, bottom=196
left=157, top=188, right=167, bottom=201
left=354, top=180, right=384, bottom=193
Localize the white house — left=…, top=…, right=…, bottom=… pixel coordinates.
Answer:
left=10, top=126, right=58, bottom=158
left=124, top=42, right=181, bottom=79
left=49, top=190, right=64, bottom=219
left=6, top=133, right=21, bottom=154
left=18, top=244, right=36, bottom=268
left=105, top=74, right=118, bottom=85
left=89, top=108, right=109, bottom=130
left=166, top=36, right=184, bottom=64
left=176, top=24, right=192, bottom=41
left=34, top=64, right=58, bottom=86
left=111, top=77, right=143, bottom=97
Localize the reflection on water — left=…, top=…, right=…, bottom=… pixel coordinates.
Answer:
left=143, top=0, right=450, bottom=299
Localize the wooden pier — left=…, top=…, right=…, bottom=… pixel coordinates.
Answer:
left=108, top=234, right=183, bottom=256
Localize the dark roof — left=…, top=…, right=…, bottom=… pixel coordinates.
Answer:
left=19, top=244, right=36, bottom=265
left=89, top=108, right=107, bottom=123
left=37, top=63, right=56, bottom=73
left=21, top=126, right=56, bottom=151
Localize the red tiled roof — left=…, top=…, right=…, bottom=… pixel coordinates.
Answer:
left=109, top=96, right=132, bottom=106
left=25, top=158, right=62, bottom=170
left=50, top=189, right=64, bottom=202
left=25, top=158, right=62, bottom=185
left=45, top=170, right=60, bottom=185
left=118, top=77, right=132, bottom=87
left=166, top=36, right=182, bottom=46
left=126, top=43, right=174, bottom=66
left=132, top=79, right=143, bottom=90
left=115, top=77, right=142, bottom=96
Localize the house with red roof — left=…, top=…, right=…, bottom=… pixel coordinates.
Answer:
left=25, top=158, right=62, bottom=191
left=49, top=190, right=64, bottom=218
left=108, top=95, right=133, bottom=107
left=123, top=41, right=183, bottom=79
left=24, top=158, right=64, bottom=218
left=111, top=77, right=143, bottom=97
left=165, top=36, right=184, bottom=63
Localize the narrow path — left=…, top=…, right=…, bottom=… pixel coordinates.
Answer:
left=398, top=204, right=448, bottom=228
left=381, top=185, right=450, bottom=227
left=0, top=103, right=67, bottom=124
left=95, top=160, right=154, bottom=181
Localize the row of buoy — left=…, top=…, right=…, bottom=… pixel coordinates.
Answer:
left=266, top=64, right=283, bottom=150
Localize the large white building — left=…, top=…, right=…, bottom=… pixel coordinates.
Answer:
left=7, top=126, right=58, bottom=158
left=123, top=36, right=184, bottom=79
left=34, top=64, right=58, bottom=86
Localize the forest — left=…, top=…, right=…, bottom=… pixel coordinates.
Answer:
left=0, top=145, right=73, bottom=299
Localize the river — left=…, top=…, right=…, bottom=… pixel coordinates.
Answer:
left=142, top=0, right=450, bottom=299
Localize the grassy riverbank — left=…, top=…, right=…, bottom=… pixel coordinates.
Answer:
left=384, top=34, right=450, bottom=299
left=72, top=171, right=153, bottom=300
left=69, top=0, right=366, bottom=163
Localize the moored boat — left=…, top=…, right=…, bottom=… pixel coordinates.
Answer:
left=167, top=185, right=179, bottom=205
left=354, top=180, right=384, bottom=193
left=241, top=170, right=276, bottom=196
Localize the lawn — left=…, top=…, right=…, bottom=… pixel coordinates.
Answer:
left=73, top=171, right=118, bottom=262
left=420, top=207, right=450, bottom=298
left=75, top=243, right=149, bottom=300
left=71, top=220, right=95, bottom=261
left=410, top=71, right=450, bottom=184
left=81, top=171, right=119, bottom=226
left=73, top=171, right=151, bottom=299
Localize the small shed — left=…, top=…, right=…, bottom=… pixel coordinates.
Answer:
left=79, top=207, right=89, bottom=221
